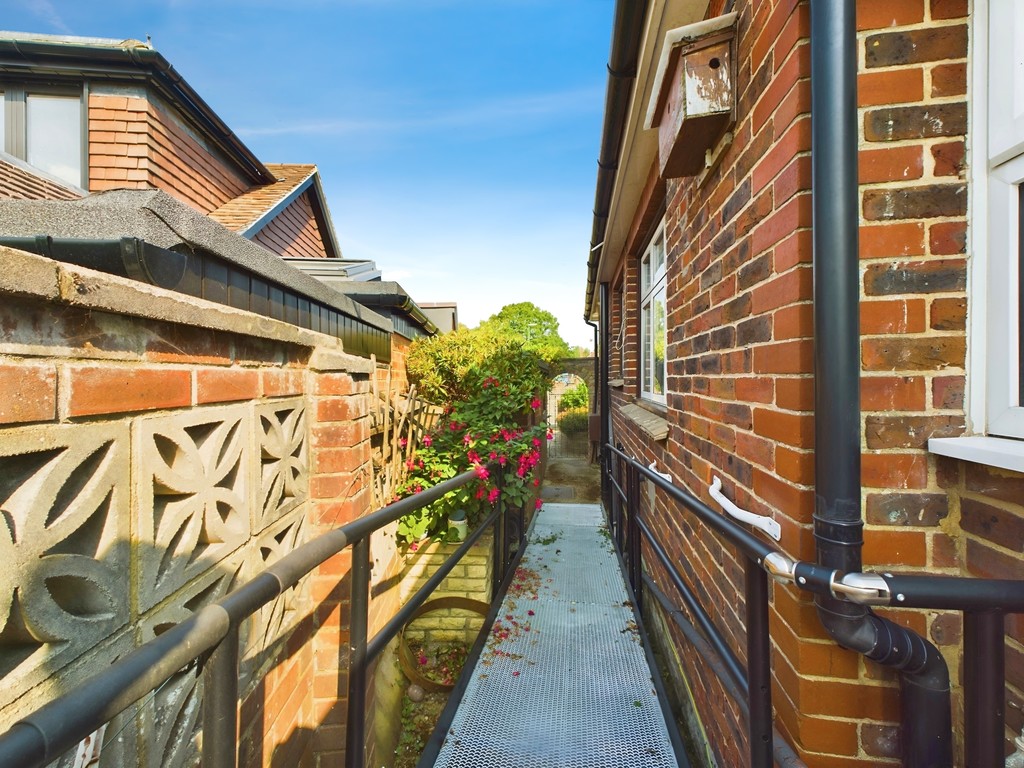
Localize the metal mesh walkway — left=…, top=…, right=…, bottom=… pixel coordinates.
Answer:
left=431, top=503, right=682, bottom=768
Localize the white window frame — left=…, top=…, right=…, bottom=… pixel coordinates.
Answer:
left=0, top=83, right=85, bottom=189
left=931, top=0, right=1024, bottom=471
left=639, top=220, right=667, bottom=405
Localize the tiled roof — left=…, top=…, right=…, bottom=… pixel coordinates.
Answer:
left=0, top=154, right=83, bottom=201
left=208, top=163, right=317, bottom=233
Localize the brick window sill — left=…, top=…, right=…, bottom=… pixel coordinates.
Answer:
left=929, top=436, right=1024, bottom=474
left=621, top=403, right=670, bottom=442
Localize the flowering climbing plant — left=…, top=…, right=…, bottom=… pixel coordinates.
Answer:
left=395, top=343, right=551, bottom=544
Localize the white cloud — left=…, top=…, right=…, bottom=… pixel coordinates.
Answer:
left=20, top=0, right=73, bottom=33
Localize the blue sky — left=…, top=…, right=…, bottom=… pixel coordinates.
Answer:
left=8, top=0, right=614, bottom=350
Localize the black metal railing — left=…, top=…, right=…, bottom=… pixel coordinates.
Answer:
left=604, top=443, right=1024, bottom=768
left=0, top=465, right=523, bottom=768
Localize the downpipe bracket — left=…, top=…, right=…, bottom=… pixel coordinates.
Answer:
left=768, top=558, right=892, bottom=606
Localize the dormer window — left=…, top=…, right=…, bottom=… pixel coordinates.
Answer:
left=1, top=86, right=84, bottom=189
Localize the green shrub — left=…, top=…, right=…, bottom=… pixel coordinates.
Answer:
left=557, top=407, right=589, bottom=435
left=559, top=382, right=589, bottom=410
left=397, top=331, right=551, bottom=544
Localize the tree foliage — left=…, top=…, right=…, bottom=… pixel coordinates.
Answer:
left=479, top=302, right=572, bottom=362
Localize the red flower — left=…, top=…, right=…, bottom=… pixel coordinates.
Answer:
left=422, top=435, right=433, bottom=447
left=535, top=498, right=543, bottom=510
left=488, top=487, right=500, bottom=504
left=530, top=397, right=542, bottom=410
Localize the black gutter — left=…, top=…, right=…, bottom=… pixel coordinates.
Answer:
left=810, top=3, right=952, bottom=766
left=0, top=235, right=186, bottom=290
left=336, top=287, right=439, bottom=336
left=1, top=234, right=392, bottom=361
left=0, top=37, right=273, bottom=184
left=585, top=0, right=650, bottom=320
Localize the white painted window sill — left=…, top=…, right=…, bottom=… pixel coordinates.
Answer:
left=928, top=435, right=1024, bottom=474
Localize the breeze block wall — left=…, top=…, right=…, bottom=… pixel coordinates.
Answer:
left=0, top=244, right=374, bottom=768
left=607, top=0, right=977, bottom=765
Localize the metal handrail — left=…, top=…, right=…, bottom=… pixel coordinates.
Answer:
left=604, top=442, right=1024, bottom=767
left=0, top=464, right=520, bottom=768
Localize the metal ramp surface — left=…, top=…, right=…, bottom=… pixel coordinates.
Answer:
left=431, top=502, right=682, bottom=768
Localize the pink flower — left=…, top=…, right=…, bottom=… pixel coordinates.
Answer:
left=475, top=465, right=490, bottom=480
left=399, top=437, right=408, bottom=448
left=418, top=653, right=428, bottom=666
left=535, top=498, right=543, bottom=510
left=530, top=397, right=542, bottom=410
left=546, top=429, right=554, bottom=440
left=533, top=437, right=541, bottom=448
left=463, top=433, right=473, bottom=445
left=409, top=542, right=419, bottom=552
left=488, top=487, right=500, bottom=504
left=423, top=435, right=433, bottom=447
left=468, top=450, right=481, bottom=464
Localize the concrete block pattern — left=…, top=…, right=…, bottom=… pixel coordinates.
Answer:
left=135, top=405, right=253, bottom=611
left=245, top=508, right=310, bottom=685
left=256, top=398, right=308, bottom=531
left=0, top=422, right=131, bottom=710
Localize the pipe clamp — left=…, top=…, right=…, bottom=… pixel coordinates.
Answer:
left=831, top=573, right=892, bottom=606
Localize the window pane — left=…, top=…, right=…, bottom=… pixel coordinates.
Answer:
left=652, top=230, right=665, bottom=274
left=642, top=299, right=652, bottom=394
left=653, top=286, right=666, bottom=396
left=26, top=94, right=81, bottom=187
left=1019, top=183, right=1024, bottom=404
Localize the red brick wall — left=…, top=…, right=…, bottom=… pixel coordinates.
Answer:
left=88, top=90, right=251, bottom=213
left=605, top=0, right=980, bottom=764
left=0, top=245, right=375, bottom=768
left=253, top=191, right=330, bottom=259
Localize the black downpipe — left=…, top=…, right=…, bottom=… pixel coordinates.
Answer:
left=810, top=3, right=952, bottom=766
left=598, top=283, right=613, bottom=511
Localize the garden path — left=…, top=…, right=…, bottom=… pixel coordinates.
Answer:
left=428, top=502, right=685, bottom=768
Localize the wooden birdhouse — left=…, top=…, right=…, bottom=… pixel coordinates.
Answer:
left=646, top=13, right=738, bottom=178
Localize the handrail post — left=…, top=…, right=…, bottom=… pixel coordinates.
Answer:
left=616, top=444, right=628, bottom=554
left=964, top=610, right=1004, bottom=767
left=745, top=559, right=773, bottom=768
left=493, top=469, right=507, bottom=595
left=609, top=444, right=621, bottom=545
left=626, top=459, right=642, bottom=609
left=203, top=628, right=240, bottom=768
left=345, top=536, right=371, bottom=768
